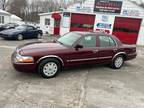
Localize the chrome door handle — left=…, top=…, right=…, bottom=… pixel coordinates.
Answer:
left=113, top=49, right=117, bottom=52
left=93, top=50, right=98, bottom=53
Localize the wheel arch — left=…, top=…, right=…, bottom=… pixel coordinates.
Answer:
left=112, top=52, right=127, bottom=61
left=37, top=55, right=64, bottom=67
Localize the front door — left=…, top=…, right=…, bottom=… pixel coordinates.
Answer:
left=67, top=35, right=98, bottom=66
left=26, top=26, right=37, bottom=38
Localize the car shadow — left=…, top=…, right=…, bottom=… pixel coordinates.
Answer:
left=11, top=62, right=134, bottom=80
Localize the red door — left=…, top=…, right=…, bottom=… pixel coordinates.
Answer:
left=54, top=19, right=60, bottom=35
left=70, top=13, right=95, bottom=31
left=113, top=17, right=142, bottom=44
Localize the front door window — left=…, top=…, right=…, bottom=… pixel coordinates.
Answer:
left=79, top=35, right=96, bottom=48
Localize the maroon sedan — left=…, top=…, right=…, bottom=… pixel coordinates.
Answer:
left=11, top=32, right=137, bottom=78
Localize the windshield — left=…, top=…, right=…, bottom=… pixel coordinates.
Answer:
left=57, top=32, right=81, bottom=47
left=15, top=26, right=26, bottom=30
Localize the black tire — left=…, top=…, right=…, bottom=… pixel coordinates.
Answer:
left=37, top=33, right=42, bottom=39
left=110, top=55, right=124, bottom=69
left=17, top=34, right=23, bottom=41
left=38, top=58, right=61, bottom=78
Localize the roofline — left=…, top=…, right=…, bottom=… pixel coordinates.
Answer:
left=39, top=11, right=62, bottom=16
left=0, top=12, right=11, bottom=16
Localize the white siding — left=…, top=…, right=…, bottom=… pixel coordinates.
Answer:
left=39, top=15, right=54, bottom=34
left=137, top=19, right=144, bottom=45
left=0, top=14, right=10, bottom=25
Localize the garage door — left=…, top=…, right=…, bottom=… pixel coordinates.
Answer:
left=70, top=13, right=95, bottom=31
left=113, top=17, right=142, bottom=44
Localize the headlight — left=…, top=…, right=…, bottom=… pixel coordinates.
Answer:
left=15, top=53, right=34, bottom=63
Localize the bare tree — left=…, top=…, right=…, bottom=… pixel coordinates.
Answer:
left=128, top=0, right=144, bottom=8
left=0, top=0, right=10, bottom=10
left=6, top=0, right=87, bottom=22
left=139, top=0, right=144, bottom=8
left=9, top=0, right=27, bottom=19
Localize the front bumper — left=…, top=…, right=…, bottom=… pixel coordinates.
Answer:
left=11, top=51, right=37, bottom=72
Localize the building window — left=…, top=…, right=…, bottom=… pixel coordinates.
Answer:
left=54, top=20, right=60, bottom=27
left=45, top=18, right=50, bottom=25
left=0, top=16, right=4, bottom=24
left=71, top=23, right=94, bottom=29
left=113, top=27, right=139, bottom=33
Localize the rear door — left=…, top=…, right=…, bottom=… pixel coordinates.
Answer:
left=97, top=35, right=117, bottom=64
left=67, top=35, right=99, bottom=66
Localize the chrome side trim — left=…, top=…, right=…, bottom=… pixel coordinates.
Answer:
left=67, top=56, right=112, bottom=62
left=37, top=55, right=64, bottom=66
left=112, top=52, right=126, bottom=60
left=14, top=62, right=34, bottom=65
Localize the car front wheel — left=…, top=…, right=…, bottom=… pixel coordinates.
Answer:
left=111, top=55, right=124, bottom=69
left=17, top=34, right=23, bottom=41
left=38, top=58, right=61, bottom=78
left=37, top=33, right=42, bottom=39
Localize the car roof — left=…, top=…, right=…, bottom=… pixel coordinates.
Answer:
left=72, top=31, right=111, bottom=36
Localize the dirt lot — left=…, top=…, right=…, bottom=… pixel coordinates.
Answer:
left=0, top=36, right=144, bottom=108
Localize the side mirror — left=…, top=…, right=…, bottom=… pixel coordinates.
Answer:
left=75, top=44, right=83, bottom=50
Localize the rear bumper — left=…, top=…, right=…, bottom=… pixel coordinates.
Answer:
left=126, top=53, right=137, bottom=61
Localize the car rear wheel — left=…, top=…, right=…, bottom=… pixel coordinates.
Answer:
left=38, top=58, right=61, bottom=78
left=37, top=33, right=42, bottom=39
left=111, top=55, right=124, bottom=69
left=17, top=34, right=23, bottom=41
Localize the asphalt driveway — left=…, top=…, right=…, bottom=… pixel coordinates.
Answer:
left=0, top=36, right=144, bottom=108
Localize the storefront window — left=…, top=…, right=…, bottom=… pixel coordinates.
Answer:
left=113, top=27, right=139, bottom=33
left=0, top=16, right=4, bottom=24
left=71, top=23, right=94, bottom=29
left=54, top=20, right=60, bottom=27
left=45, top=18, right=50, bottom=25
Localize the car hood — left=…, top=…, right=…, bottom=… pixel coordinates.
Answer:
left=0, top=29, right=22, bottom=35
left=18, top=41, right=68, bottom=55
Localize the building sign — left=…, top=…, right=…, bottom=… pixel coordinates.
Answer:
left=62, top=12, right=71, bottom=28
left=97, top=23, right=112, bottom=29
left=76, top=6, right=92, bottom=13
left=122, top=9, right=140, bottom=17
left=94, top=14, right=115, bottom=34
left=94, top=0, right=123, bottom=14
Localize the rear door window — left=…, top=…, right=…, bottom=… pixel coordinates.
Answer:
left=99, top=36, right=116, bottom=47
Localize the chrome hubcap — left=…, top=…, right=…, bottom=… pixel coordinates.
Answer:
left=43, top=62, right=58, bottom=77
left=37, top=34, right=41, bottom=39
left=18, top=35, right=23, bottom=40
left=115, top=57, right=123, bottom=68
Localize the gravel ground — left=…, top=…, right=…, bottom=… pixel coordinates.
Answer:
left=0, top=36, right=144, bottom=108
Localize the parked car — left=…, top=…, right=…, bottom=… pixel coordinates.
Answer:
left=0, top=25, right=43, bottom=40
left=0, top=23, right=19, bottom=31
left=11, top=32, right=137, bottom=78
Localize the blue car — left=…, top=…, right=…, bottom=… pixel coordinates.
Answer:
left=0, top=25, right=43, bottom=40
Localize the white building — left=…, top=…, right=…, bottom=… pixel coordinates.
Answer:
left=0, top=9, right=23, bottom=25
left=0, top=9, right=11, bottom=25
left=39, top=0, right=144, bottom=45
